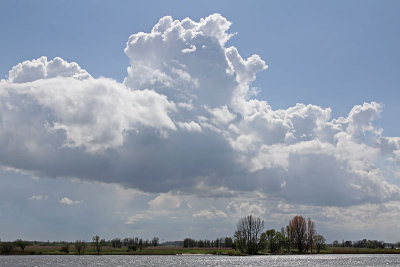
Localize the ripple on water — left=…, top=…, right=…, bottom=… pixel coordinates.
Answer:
left=1, top=254, right=400, bottom=267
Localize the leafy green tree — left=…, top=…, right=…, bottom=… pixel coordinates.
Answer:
left=127, top=244, right=137, bottom=252
left=261, top=229, right=283, bottom=253
left=315, top=235, right=326, bottom=253
left=276, top=230, right=287, bottom=252
left=259, top=232, right=267, bottom=251
left=111, top=238, right=122, bottom=248
left=92, top=235, right=105, bottom=255
left=183, top=238, right=196, bottom=248
left=15, top=239, right=30, bottom=252
left=151, top=237, right=159, bottom=247
left=224, top=237, right=233, bottom=248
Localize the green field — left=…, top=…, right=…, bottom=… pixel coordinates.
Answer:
left=323, top=247, right=400, bottom=254
left=9, top=245, right=242, bottom=256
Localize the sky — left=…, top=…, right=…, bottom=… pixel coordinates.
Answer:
left=0, top=0, right=400, bottom=243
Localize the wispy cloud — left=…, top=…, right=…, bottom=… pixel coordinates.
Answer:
left=30, top=195, right=48, bottom=200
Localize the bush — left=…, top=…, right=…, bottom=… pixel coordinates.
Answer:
left=15, top=239, right=30, bottom=252
left=127, top=244, right=137, bottom=252
left=1, top=242, right=15, bottom=255
left=60, top=244, right=70, bottom=254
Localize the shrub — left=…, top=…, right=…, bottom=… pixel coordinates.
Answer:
left=60, top=244, right=70, bottom=254
left=127, top=244, right=137, bottom=252
left=1, top=242, right=15, bottom=255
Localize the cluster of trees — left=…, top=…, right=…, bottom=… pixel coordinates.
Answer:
left=332, top=239, right=396, bottom=249
left=233, top=215, right=327, bottom=255
left=234, top=215, right=265, bottom=254
left=92, top=235, right=161, bottom=254
left=110, top=237, right=159, bottom=248
left=182, top=237, right=233, bottom=248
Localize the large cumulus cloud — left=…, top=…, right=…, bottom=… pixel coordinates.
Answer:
left=1, top=14, right=399, bottom=206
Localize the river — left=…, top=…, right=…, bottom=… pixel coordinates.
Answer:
left=1, top=254, right=400, bottom=266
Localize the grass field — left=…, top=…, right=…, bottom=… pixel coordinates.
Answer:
left=11, top=245, right=242, bottom=256
left=324, top=247, right=400, bottom=254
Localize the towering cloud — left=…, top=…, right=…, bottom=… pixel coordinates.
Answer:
left=0, top=14, right=399, bottom=207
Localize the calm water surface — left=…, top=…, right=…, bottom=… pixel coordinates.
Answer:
left=1, top=254, right=400, bottom=266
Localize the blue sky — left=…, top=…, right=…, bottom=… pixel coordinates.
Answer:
left=1, top=1, right=400, bottom=242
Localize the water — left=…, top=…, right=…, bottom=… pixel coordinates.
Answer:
left=1, top=254, right=400, bottom=266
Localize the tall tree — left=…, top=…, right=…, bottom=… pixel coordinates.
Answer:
left=224, top=237, right=233, bottom=248
left=151, top=237, right=159, bottom=247
left=265, top=229, right=281, bottom=252
left=307, top=217, right=316, bottom=253
left=234, top=215, right=264, bottom=255
left=111, top=238, right=122, bottom=248
left=285, top=225, right=292, bottom=252
left=289, top=215, right=307, bottom=253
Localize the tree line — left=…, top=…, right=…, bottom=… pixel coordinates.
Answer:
left=332, top=239, right=397, bottom=249
left=2, top=216, right=400, bottom=255
left=182, top=237, right=233, bottom=248
left=0, top=235, right=161, bottom=255
left=233, top=215, right=326, bottom=255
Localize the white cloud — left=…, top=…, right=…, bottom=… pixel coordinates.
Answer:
left=192, top=206, right=227, bottom=219
left=8, top=56, right=91, bottom=83
left=0, top=14, right=399, bottom=210
left=226, top=199, right=267, bottom=218
left=125, top=213, right=151, bottom=225
left=177, top=121, right=202, bottom=132
left=1, top=60, right=177, bottom=152
left=148, top=193, right=181, bottom=210
left=59, top=197, right=82, bottom=205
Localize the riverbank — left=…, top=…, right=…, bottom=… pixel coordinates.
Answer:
left=3, top=246, right=243, bottom=256
left=3, top=245, right=400, bottom=256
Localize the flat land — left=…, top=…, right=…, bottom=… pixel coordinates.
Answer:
left=8, top=246, right=242, bottom=256
left=4, top=245, right=400, bottom=255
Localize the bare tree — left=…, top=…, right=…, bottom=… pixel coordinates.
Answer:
left=289, top=215, right=307, bottom=253
left=234, top=215, right=264, bottom=254
left=285, top=225, right=292, bottom=252
left=74, top=240, right=86, bottom=255
left=307, top=217, right=316, bottom=253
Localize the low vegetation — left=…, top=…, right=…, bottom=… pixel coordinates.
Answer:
left=1, top=215, right=400, bottom=256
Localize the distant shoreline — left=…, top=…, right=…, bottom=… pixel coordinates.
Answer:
left=2, top=246, right=400, bottom=256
